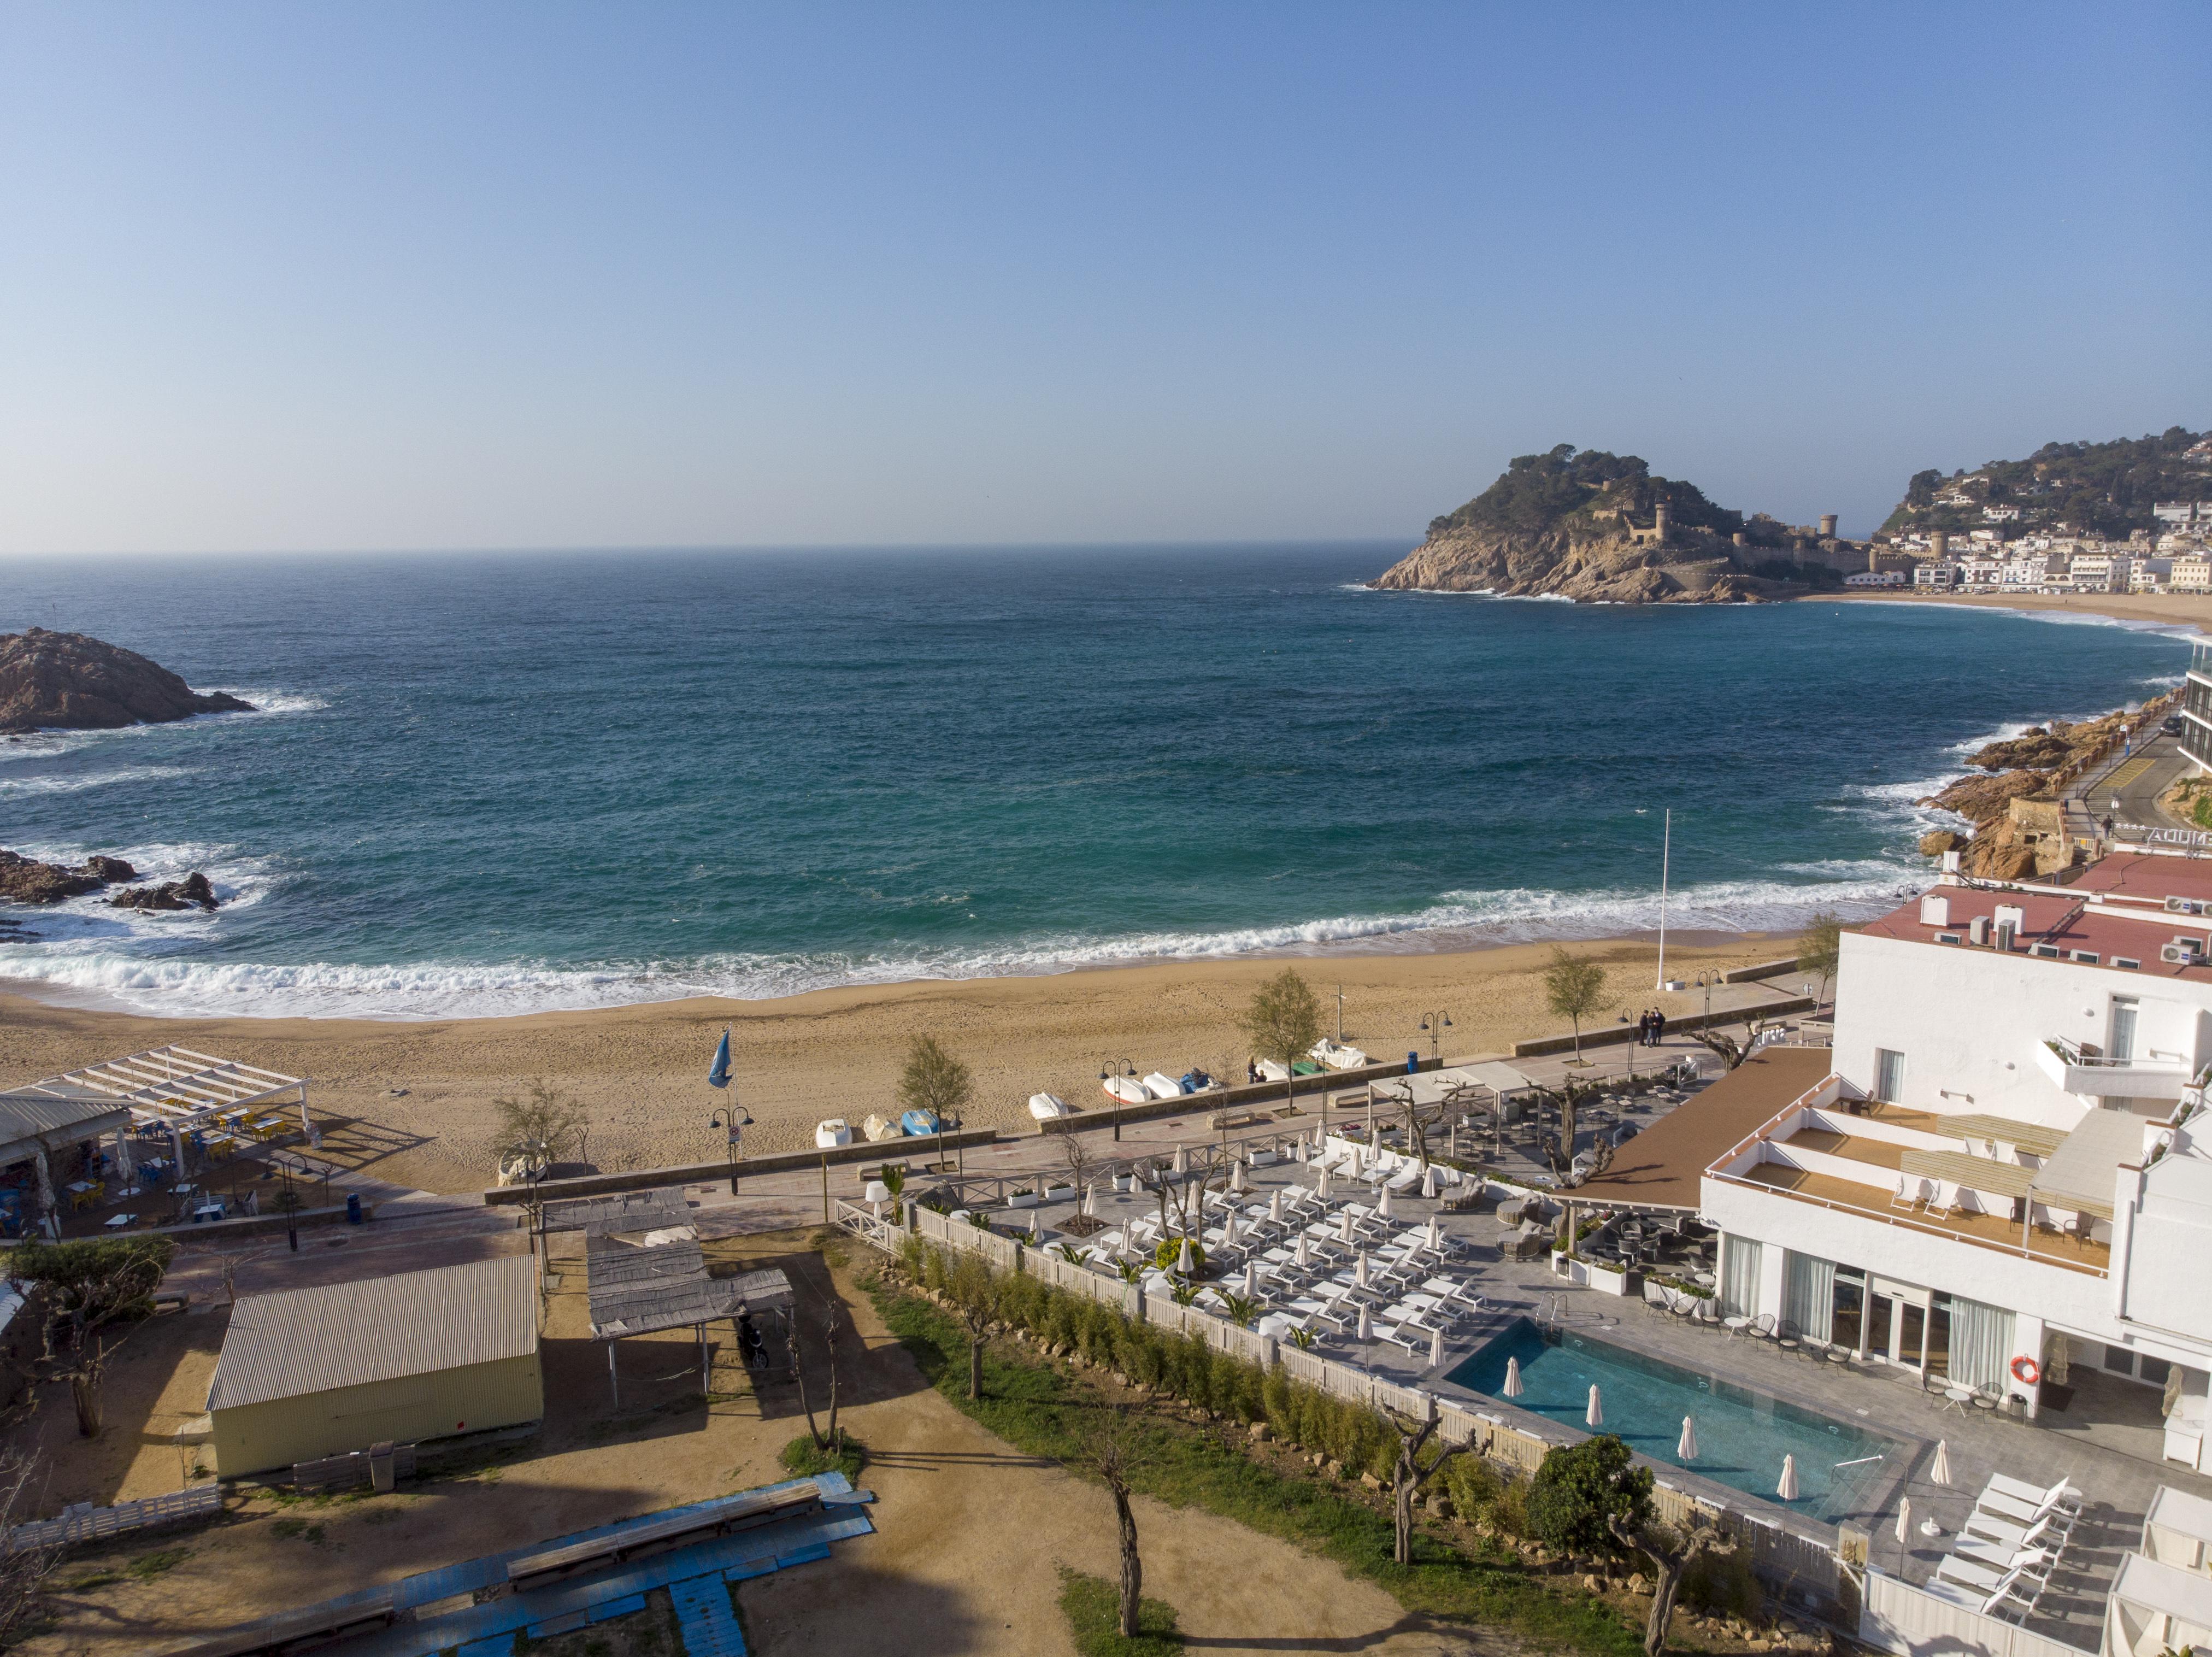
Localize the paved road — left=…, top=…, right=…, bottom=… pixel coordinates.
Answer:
left=2078, top=728, right=2195, bottom=832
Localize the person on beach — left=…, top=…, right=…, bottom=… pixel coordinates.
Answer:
left=1651, top=1010, right=1668, bottom=1047
left=738, top=1308, right=766, bottom=1370
left=1638, top=1009, right=1655, bottom=1047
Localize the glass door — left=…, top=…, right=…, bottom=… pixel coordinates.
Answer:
left=2111, top=997, right=2139, bottom=1062
left=1867, top=1278, right=1930, bottom=1370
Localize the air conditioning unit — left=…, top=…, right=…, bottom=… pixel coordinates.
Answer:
left=2168, top=897, right=2206, bottom=915
left=2164, top=941, right=2205, bottom=964
left=1968, top=915, right=1990, bottom=946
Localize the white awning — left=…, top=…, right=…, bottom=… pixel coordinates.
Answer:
left=1461, top=1061, right=1538, bottom=1096
left=2146, top=1486, right=2212, bottom=1572
left=17, top=1046, right=303, bottom=1132
left=2031, top=1108, right=2141, bottom=1221
left=2106, top=1552, right=2212, bottom=1657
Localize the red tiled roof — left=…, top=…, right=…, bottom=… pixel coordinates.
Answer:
left=2070, top=853, right=2212, bottom=904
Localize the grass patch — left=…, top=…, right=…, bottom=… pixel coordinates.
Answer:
left=268, top=1518, right=326, bottom=1544
left=870, top=1276, right=1639, bottom=1657
left=778, top=1432, right=866, bottom=1482
left=1058, top=1567, right=1184, bottom=1655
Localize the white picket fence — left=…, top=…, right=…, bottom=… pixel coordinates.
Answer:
left=844, top=1198, right=1848, bottom=1613
left=4, top=1484, right=222, bottom=1553
left=1860, top=1565, right=2094, bottom=1657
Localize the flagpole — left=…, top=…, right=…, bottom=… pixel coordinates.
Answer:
left=1655, top=809, right=1671, bottom=991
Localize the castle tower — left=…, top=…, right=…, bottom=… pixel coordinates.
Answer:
left=1930, top=531, right=1950, bottom=559
left=1654, top=502, right=1671, bottom=540
left=1819, top=513, right=1838, bottom=538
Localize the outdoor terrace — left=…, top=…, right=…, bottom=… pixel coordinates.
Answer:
left=1722, top=1161, right=2111, bottom=1274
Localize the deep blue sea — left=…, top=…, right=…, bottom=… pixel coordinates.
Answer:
left=0, top=545, right=2190, bottom=1018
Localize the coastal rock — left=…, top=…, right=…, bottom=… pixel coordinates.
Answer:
left=0, top=849, right=143, bottom=906
left=1966, top=728, right=2074, bottom=772
left=0, top=627, right=254, bottom=735
left=1921, top=769, right=2049, bottom=827
left=0, top=852, right=102, bottom=905
left=109, top=872, right=219, bottom=913
left=1918, top=830, right=1962, bottom=856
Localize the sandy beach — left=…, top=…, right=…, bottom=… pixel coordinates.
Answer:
left=1826, top=588, right=2212, bottom=635
left=0, top=930, right=1804, bottom=1196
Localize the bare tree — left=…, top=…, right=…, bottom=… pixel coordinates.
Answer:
left=1691, top=1018, right=1774, bottom=1073
left=13, top=1238, right=174, bottom=1437
left=1384, top=1397, right=1454, bottom=1566
left=1239, top=968, right=1323, bottom=1116
left=0, top=1449, right=58, bottom=1642
left=490, top=1080, right=589, bottom=1177
left=1376, top=1079, right=1450, bottom=1171
left=898, top=1036, right=974, bottom=1171
left=1608, top=1512, right=1725, bottom=1657
left=1798, top=911, right=1843, bottom=1012
left=946, top=1250, right=998, bottom=1399
left=791, top=1289, right=849, bottom=1453
left=1076, top=1407, right=1150, bottom=1638
left=1542, top=946, right=1609, bottom=1063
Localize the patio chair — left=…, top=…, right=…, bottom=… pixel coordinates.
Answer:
left=1938, top=1549, right=2057, bottom=1595
left=1952, top=1535, right=2062, bottom=1581
left=1917, top=1568, right=2038, bottom=1622
left=1925, top=1183, right=1957, bottom=1222
left=1975, top=1479, right=2082, bottom=1530
left=1373, top=1320, right=1425, bottom=1358
left=1891, top=1174, right=1927, bottom=1212
left=1984, top=1474, right=2084, bottom=1512
left=1385, top=1165, right=1422, bottom=1192
left=1962, top=1508, right=2072, bottom=1555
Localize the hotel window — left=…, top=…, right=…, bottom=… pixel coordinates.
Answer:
left=1874, top=1049, right=1906, bottom=1103
left=2111, top=997, right=2139, bottom=1062
left=1830, top=1266, right=1866, bottom=1352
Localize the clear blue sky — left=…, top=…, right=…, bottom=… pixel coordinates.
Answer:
left=1, top=3, right=2204, bottom=555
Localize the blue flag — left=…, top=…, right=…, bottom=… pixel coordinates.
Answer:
left=708, top=1029, right=732, bottom=1089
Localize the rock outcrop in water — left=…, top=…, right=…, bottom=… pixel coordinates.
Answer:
left=0, top=627, right=254, bottom=735
left=0, top=850, right=137, bottom=905
left=1369, top=445, right=1867, bottom=604
left=0, top=848, right=219, bottom=911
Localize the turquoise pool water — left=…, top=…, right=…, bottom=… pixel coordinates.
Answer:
left=1447, top=1321, right=1901, bottom=1525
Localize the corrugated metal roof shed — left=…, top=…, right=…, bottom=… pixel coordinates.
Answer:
left=208, top=1254, right=537, bottom=1412
left=0, top=1091, right=132, bottom=1162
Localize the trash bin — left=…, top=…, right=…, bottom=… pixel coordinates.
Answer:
left=346, top=1191, right=363, bottom=1225
left=1407, top=1050, right=1420, bottom=1074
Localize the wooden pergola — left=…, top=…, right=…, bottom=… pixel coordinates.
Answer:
left=15, top=1046, right=308, bottom=1176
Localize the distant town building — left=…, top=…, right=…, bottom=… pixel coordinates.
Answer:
left=1845, top=570, right=1909, bottom=589
left=2173, top=556, right=2212, bottom=595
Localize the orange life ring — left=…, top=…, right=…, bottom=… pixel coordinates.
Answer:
left=2010, top=1355, right=2040, bottom=1386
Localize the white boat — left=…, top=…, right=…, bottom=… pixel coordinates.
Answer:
left=1028, top=1092, right=1076, bottom=1121
left=1142, top=1071, right=1186, bottom=1100
left=861, top=1113, right=903, bottom=1143
left=1310, top=1039, right=1369, bottom=1071
left=1103, top=1075, right=1150, bottom=1107
left=1254, top=1059, right=1290, bottom=1083
left=815, top=1118, right=853, bottom=1149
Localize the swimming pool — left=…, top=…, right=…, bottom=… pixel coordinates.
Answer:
left=1446, top=1320, right=1902, bottom=1525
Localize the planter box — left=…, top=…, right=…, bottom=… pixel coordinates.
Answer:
left=1250, top=1150, right=1279, bottom=1167
left=1586, top=1263, right=1631, bottom=1297
left=1550, top=1251, right=1589, bottom=1286
left=1113, top=1176, right=1136, bottom=1193
left=1007, top=1192, right=1040, bottom=1209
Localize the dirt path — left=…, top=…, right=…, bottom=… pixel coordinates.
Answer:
left=15, top=1231, right=1503, bottom=1654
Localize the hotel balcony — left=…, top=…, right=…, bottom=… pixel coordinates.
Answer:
left=2032, top=1036, right=2193, bottom=1102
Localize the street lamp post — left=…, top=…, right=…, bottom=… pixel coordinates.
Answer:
left=1098, top=1056, right=1138, bottom=1142
left=1415, top=1010, right=1454, bottom=1067
left=710, top=1107, right=753, bottom=1197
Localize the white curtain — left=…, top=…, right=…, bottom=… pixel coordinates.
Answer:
left=1784, top=1252, right=1835, bottom=1342
left=1948, top=1295, right=2016, bottom=1394
left=1721, top=1235, right=1763, bottom=1320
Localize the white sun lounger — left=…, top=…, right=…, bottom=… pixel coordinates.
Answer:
left=1963, top=1508, right=2070, bottom=1553
left=1917, top=1567, right=2038, bottom=1621
left=1952, top=1535, right=2060, bottom=1580
left=1938, top=1550, right=2056, bottom=1595
left=1984, top=1474, right=2082, bottom=1512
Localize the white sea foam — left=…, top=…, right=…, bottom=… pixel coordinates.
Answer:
left=198, top=689, right=331, bottom=717
left=0, top=862, right=1921, bottom=1020
left=0, top=765, right=192, bottom=796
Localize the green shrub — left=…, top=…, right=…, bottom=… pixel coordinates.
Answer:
left=1057, top=1566, right=1185, bottom=1655
left=1527, top=1436, right=1650, bottom=1556
left=1153, top=1237, right=1205, bottom=1276
left=778, top=1433, right=865, bottom=1482
left=1443, top=1451, right=1502, bottom=1524
left=1489, top=1474, right=1531, bottom=1540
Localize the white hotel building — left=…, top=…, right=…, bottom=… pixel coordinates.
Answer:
left=1596, top=852, right=2212, bottom=1471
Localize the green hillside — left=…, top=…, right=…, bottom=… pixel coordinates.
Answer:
left=1881, top=426, right=2208, bottom=541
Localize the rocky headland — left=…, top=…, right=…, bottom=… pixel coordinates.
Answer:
left=1913, top=694, right=2177, bottom=878
left=1369, top=444, right=1865, bottom=603
left=0, top=627, right=254, bottom=735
